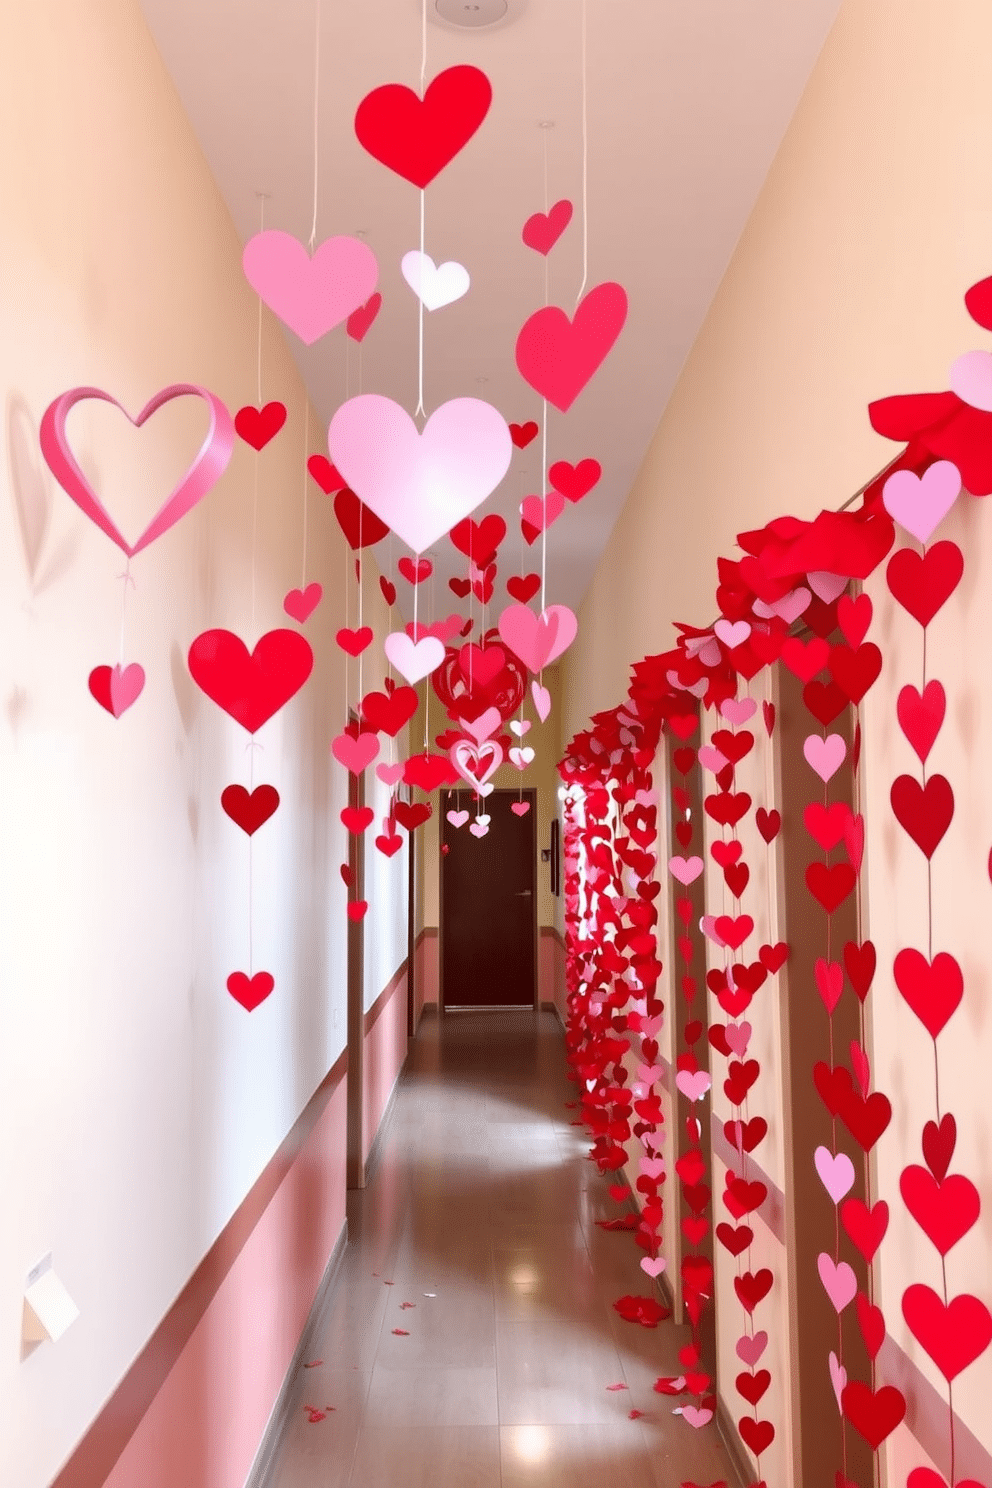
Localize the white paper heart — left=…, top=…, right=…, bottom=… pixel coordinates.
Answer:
left=509, top=719, right=531, bottom=737
left=509, top=746, right=535, bottom=770
left=384, top=631, right=444, bottom=683
left=469, top=820, right=489, bottom=838
left=532, top=682, right=551, bottom=722
left=401, top=250, right=470, bottom=311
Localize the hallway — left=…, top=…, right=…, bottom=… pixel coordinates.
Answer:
left=263, top=1010, right=737, bottom=1488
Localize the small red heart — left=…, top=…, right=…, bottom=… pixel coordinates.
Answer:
left=843, top=939, right=876, bottom=1001
left=375, top=829, right=403, bottom=858
left=840, top=1197, right=888, bottom=1263
left=509, top=419, right=539, bottom=448
left=549, top=457, right=601, bottom=502
left=336, top=626, right=374, bottom=657
left=507, top=572, right=541, bottom=603
left=803, top=678, right=848, bottom=726
left=781, top=635, right=830, bottom=682
left=341, top=805, right=374, bottom=834
left=738, top=1416, right=774, bottom=1457
left=829, top=641, right=882, bottom=704
left=762, top=700, right=775, bottom=736
left=398, top=555, right=432, bottom=585
left=897, top=680, right=946, bottom=764
left=522, top=199, right=573, bottom=254
left=900, top=1166, right=980, bottom=1255
left=755, top=807, right=780, bottom=844
left=347, top=900, right=369, bottom=922
left=380, top=576, right=397, bottom=605
left=235, top=401, right=287, bottom=450
left=306, top=455, right=346, bottom=493
left=221, top=784, right=280, bottom=835
left=227, top=970, right=275, bottom=1011
left=841, top=1381, right=905, bottom=1449
left=837, top=592, right=872, bottom=648
left=805, top=860, right=856, bottom=913
left=346, top=292, right=382, bottom=342
left=856, top=1291, right=886, bottom=1361
left=449, top=576, right=472, bottom=598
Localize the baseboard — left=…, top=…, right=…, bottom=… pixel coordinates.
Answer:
left=242, top=1218, right=348, bottom=1488
left=540, top=997, right=567, bottom=1031
left=363, top=1055, right=405, bottom=1188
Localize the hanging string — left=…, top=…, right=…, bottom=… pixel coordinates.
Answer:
left=250, top=194, right=266, bottom=639
left=416, top=189, right=426, bottom=418
left=540, top=401, right=549, bottom=610
left=575, top=0, right=589, bottom=310
left=117, top=560, right=134, bottom=667
left=309, top=0, right=322, bottom=252
left=301, top=403, right=310, bottom=587
left=542, top=122, right=550, bottom=311
left=358, top=504, right=364, bottom=703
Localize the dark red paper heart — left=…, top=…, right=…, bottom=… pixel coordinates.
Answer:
left=922, top=1113, right=956, bottom=1183
left=841, top=1381, right=906, bottom=1450
left=886, top=541, right=964, bottom=627
left=509, top=420, right=538, bottom=448
left=221, top=784, right=280, bottom=835
left=890, top=773, right=954, bottom=859
left=897, top=680, right=945, bottom=764
left=893, top=948, right=963, bottom=1038
left=755, top=807, right=780, bottom=844
left=507, top=573, right=541, bottom=603
left=333, top=487, right=391, bottom=548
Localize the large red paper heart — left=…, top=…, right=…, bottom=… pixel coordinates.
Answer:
left=829, top=642, right=882, bottom=704
left=354, top=66, right=492, bottom=187
left=221, top=784, right=280, bottom=835
left=738, top=1416, right=774, bottom=1457
left=893, top=948, right=962, bottom=1038
left=516, top=282, right=628, bottom=412
left=803, top=801, right=851, bottom=851
left=805, top=860, right=856, bottom=913
left=890, top=773, right=954, bottom=858
left=188, top=630, right=313, bottom=734
left=899, top=1166, right=980, bottom=1255
left=227, top=970, right=274, bottom=1011
left=235, top=401, right=286, bottom=450
left=886, top=541, right=964, bottom=626
left=902, top=1285, right=992, bottom=1380
left=840, top=1198, right=888, bottom=1263
left=333, top=487, right=390, bottom=549
left=549, top=458, right=601, bottom=502
left=897, top=680, right=945, bottom=763
left=362, top=685, right=418, bottom=737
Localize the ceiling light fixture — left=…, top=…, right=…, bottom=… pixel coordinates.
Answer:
left=429, top=0, right=524, bottom=31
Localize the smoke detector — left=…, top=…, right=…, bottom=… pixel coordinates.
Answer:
left=429, top=0, right=524, bottom=30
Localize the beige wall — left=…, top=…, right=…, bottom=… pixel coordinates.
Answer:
left=0, top=4, right=406, bottom=1484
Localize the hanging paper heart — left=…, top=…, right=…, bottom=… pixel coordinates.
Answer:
left=332, top=487, right=391, bottom=549
left=336, top=626, right=374, bottom=657
left=508, top=745, right=534, bottom=770
left=355, top=65, right=492, bottom=187
left=401, top=250, right=470, bottom=310
left=459, top=706, right=502, bottom=744
left=88, top=663, right=145, bottom=718
left=516, top=282, right=628, bottom=412
left=949, top=349, right=992, bottom=411
left=714, top=619, right=751, bottom=650
left=736, top=1332, right=768, bottom=1368
left=498, top=603, right=578, bottom=673
left=803, top=732, right=846, bottom=783
left=450, top=513, right=506, bottom=562
left=814, top=1147, right=856, bottom=1204
left=902, top=1286, right=992, bottom=1381
left=668, top=856, right=704, bottom=886
left=510, top=801, right=531, bottom=817
left=720, top=696, right=757, bottom=726
left=394, top=800, right=432, bottom=832
left=532, top=682, right=551, bottom=721
left=307, top=455, right=346, bottom=494
left=900, top=1166, right=980, bottom=1255
left=520, top=489, right=564, bottom=537
left=347, top=901, right=369, bottom=922
left=376, top=761, right=406, bottom=786
left=341, top=805, right=374, bottom=834
left=549, top=458, right=601, bottom=502
left=509, top=421, right=539, bottom=449
left=284, top=583, right=322, bottom=623
left=509, top=719, right=531, bottom=738
left=41, top=384, right=235, bottom=558
left=506, top=572, right=541, bottom=604
left=404, top=753, right=454, bottom=791
left=450, top=738, right=503, bottom=793
left=227, top=970, right=274, bottom=1012
left=346, top=292, right=382, bottom=343
left=522, top=198, right=573, bottom=254
left=886, top=542, right=964, bottom=627
left=383, top=632, right=445, bottom=683
left=398, top=556, right=432, bottom=585
left=841, top=1381, right=905, bottom=1450
left=242, top=232, right=379, bottom=345
left=882, top=461, right=962, bottom=544
left=221, top=784, right=280, bottom=835
left=376, top=822, right=403, bottom=857
left=362, top=684, right=418, bottom=736
left=754, top=586, right=811, bottom=624
left=897, top=680, right=945, bottom=764
left=331, top=731, right=380, bottom=774
left=235, top=401, right=287, bottom=450
left=817, top=1254, right=857, bottom=1313
left=890, top=773, right=954, bottom=859
left=892, top=948, right=962, bottom=1037
left=807, top=570, right=849, bottom=604
left=188, top=630, right=313, bottom=734
left=328, top=394, right=512, bottom=554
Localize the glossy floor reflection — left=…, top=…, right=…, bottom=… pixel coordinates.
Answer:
left=266, top=1009, right=741, bottom=1488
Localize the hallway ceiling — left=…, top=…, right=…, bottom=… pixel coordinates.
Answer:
left=140, top=0, right=840, bottom=618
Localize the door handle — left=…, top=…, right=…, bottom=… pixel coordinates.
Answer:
left=515, top=889, right=532, bottom=896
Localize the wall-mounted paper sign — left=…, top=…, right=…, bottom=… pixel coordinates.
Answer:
left=23, top=1254, right=79, bottom=1345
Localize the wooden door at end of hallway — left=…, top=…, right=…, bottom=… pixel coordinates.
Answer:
left=440, top=788, right=537, bottom=1008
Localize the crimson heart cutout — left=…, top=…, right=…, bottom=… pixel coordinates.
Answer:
left=814, top=1060, right=853, bottom=1118
left=781, top=635, right=830, bottom=681
left=394, top=800, right=431, bottom=832
left=340, top=863, right=353, bottom=887
left=758, top=942, right=789, bottom=973
left=227, top=970, right=274, bottom=1011
left=897, top=680, right=945, bottom=764
left=922, top=1113, right=956, bottom=1183
left=886, top=541, right=964, bottom=626
left=711, top=839, right=743, bottom=867
left=841, top=1197, right=888, bottom=1263
left=307, top=454, right=345, bottom=493
left=398, top=555, right=432, bottom=585
left=715, top=1223, right=752, bottom=1257
left=841, top=1381, right=906, bottom=1449
left=829, top=642, right=882, bottom=704
left=375, top=829, right=403, bottom=858
left=509, top=420, right=538, bottom=448
left=735, top=1369, right=770, bottom=1405
left=856, top=1291, right=886, bottom=1361
left=890, top=773, right=954, bottom=859
left=355, top=65, right=492, bottom=188
left=450, top=576, right=472, bottom=598
left=380, top=576, right=397, bottom=605
left=459, top=643, right=505, bottom=688
left=336, top=626, right=373, bottom=657
left=507, top=572, right=541, bottom=603
left=362, top=685, right=418, bottom=737
left=668, top=714, right=698, bottom=741
left=843, top=939, right=876, bottom=1001
left=235, top=401, right=287, bottom=450
left=838, top=1088, right=892, bottom=1152
left=804, top=801, right=852, bottom=851
left=681, top=1216, right=709, bottom=1245
left=803, top=678, right=848, bottom=726
left=733, top=1268, right=772, bottom=1313
left=347, top=900, right=369, bottom=922
left=902, top=1285, right=992, bottom=1380
left=341, top=806, right=374, bottom=834
left=837, top=592, right=872, bottom=647
left=221, top=784, right=280, bottom=835
left=188, top=630, right=313, bottom=734
left=450, top=513, right=506, bottom=562
left=805, top=860, right=856, bottom=913
left=907, top=1470, right=985, bottom=1488
left=738, top=1417, right=774, bottom=1457
left=755, top=807, right=780, bottom=844
left=333, top=487, right=390, bottom=549
left=404, top=753, right=455, bottom=792
left=899, top=1166, right=980, bottom=1255
left=549, top=458, right=601, bottom=502
left=516, top=282, right=628, bottom=412
left=893, top=948, right=963, bottom=1037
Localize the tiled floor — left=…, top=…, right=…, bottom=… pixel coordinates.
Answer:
left=265, top=1009, right=740, bottom=1488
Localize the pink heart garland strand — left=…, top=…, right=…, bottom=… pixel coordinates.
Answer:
left=40, top=385, right=235, bottom=559
left=328, top=395, right=512, bottom=554
left=242, top=231, right=379, bottom=345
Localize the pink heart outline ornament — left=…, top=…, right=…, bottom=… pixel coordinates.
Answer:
left=40, top=384, right=236, bottom=558
left=450, top=738, right=503, bottom=793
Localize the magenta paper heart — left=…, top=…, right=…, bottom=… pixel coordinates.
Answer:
left=328, top=394, right=512, bottom=553
left=498, top=603, right=578, bottom=673
left=450, top=738, right=503, bottom=792
left=88, top=663, right=145, bottom=718
left=814, top=1146, right=855, bottom=1204
left=725, top=1021, right=751, bottom=1057
left=719, top=696, right=757, bottom=725
left=522, top=198, right=573, bottom=254
left=803, top=732, right=846, bottom=782
left=736, top=1331, right=767, bottom=1367
left=376, top=762, right=406, bottom=786
left=510, top=800, right=531, bottom=816
left=532, top=681, right=551, bottom=721
left=949, top=349, right=992, bottom=411
left=283, top=583, right=322, bottom=623
left=817, top=1253, right=857, bottom=1313
left=242, top=231, right=379, bottom=345
left=520, top=489, right=565, bottom=534
left=40, top=384, right=235, bottom=558
left=516, top=282, right=628, bottom=412
left=807, top=570, right=848, bottom=603
left=669, top=855, right=703, bottom=885
left=883, top=461, right=962, bottom=544
left=331, top=730, right=380, bottom=774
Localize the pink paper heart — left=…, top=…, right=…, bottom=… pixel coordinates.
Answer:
left=40, top=384, right=235, bottom=559
left=949, top=348, right=992, bottom=411
left=446, top=809, right=469, bottom=827
left=817, top=1253, right=857, bottom=1313
left=667, top=671, right=708, bottom=699
left=89, top=662, right=146, bottom=718
left=516, top=282, right=628, bottom=412
left=522, top=198, right=573, bottom=254
left=883, top=461, right=962, bottom=544
left=697, top=745, right=729, bottom=775
left=829, top=1350, right=847, bottom=1414
left=499, top=603, right=578, bottom=674
left=376, top=762, right=406, bottom=786
left=814, top=1145, right=855, bottom=1205
left=509, top=719, right=531, bottom=737
left=328, top=394, right=512, bottom=554
left=753, top=586, right=812, bottom=625
left=520, top=489, right=565, bottom=534
left=640, top=1255, right=667, bottom=1277
left=469, top=820, right=489, bottom=838
left=736, top=1331, right=768, bottom=1367
left=814, top=957, right=843, bottom=1014
left=700, top=915, right=726, bottom=948
left=331, top=730, right=379, bottom=774
left=459, top=706, right=502, bottom=744
left=675, top=1069, right=711, bottom=1103
left=531, top=682, right=551, bottom=721
left=639, top=1015, right=664, bottom=1037
left=725, top=1021, right=751, bottom=1058
left=283, top=582, right=322, bottom=623
left=636, top=1063, right=663, bottom=1085
left=243, top=231, right=379, bottom=345
left=719, top=696, right=757, bottom=726
left=407, top=613, right=463, bottom=644
left=510, top=800, right=531, bottom=816
left=714, top=618, right=751, bottom=649
left=639, top=1157, right=666, bottom=1181
left=635, top=789, right=658, bottom=806
left=807, top=570, right=848, bottom=603
left=803, top=732, right=846, bottom=782
left=680, top=1406, right=713, bottom=1429
left=668, top=855, right=704, bottom=886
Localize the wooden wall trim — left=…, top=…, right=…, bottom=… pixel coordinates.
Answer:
left=363, top=956, right=409, bottom=1037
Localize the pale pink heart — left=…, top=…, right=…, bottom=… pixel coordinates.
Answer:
left=697, top=745, right=729, bottom=775
left=106, top=663, right=145, bottom=716
left=477, top=782, right=495, bottom=798
left=585, top=1078, right=597, bottom=1092
left=725, top=1021, right=751, bottom=1058
left=817, top=1253, right=857, bottom=1313
left=754, top=586, right=811, bottom=624
left=684, top=635, right=712, bottom=658
left=383, top=631, right=445, bottom=683
left=635, top=789, right=658, bottom=806
left=640, top=1130, right=664, bottom=1155
left=697, top=638, right=722, bottom=668
left=829, top=1351, right=847, bottom=1414
left=949, top=348, right=992, bottom=411
left=807, top=570, right=848, bottom=603
left=376, top=762, right=406, bottom=786
left=629, top=997, right=648, bottom=1017
left=469, top=821, right=490, bottom=838
left=459, top=706, right=502, bottom=744
left=639, top=1015, right=664, bottom=1037
left=509, top=719, right=532, bottom=737
left=400, top=250, right=469, bottom=310
left=719, top=696, right=757, bottom=726
left=814, top=957, right=843, bottom=1014
left=814, top=1146, right=855, bottom=1205
left=243, top=231, right=379, bottom=345
left=803, top=732, right=846, bottom=782
left=509, top=746, right=535, bottom=770
left=641, top=1256, right=667, bottom=1278
left=700, top=915, right=726, bottom=948
left=283, top=582, right=323, bottom=623
left=498, top=603, right=578, bottom=673
left=669, top=855, right=703, bottom=886
left=882, top=460, right=962, bottom=544
left=510, top=801, right=531, bottom=816
left=681, top=1406, right=713, bottom=1429
left=331, top=730, right=379, bottom=774
left=450, top=738, right=504, bottom=791
left=40, top=384, right=235, bottom=559
left=639, top=1156, right=666, bottom=1181
left=714, top=618, right=751, bottom=649
left=665, top=671, right=708, bottom=698
left=675, top=1069, right=711, bottom=1102
left=618, top=727, right=635, bottom=746
left=520, top=489, right=565, bottom=534
left=736, top=1331, right=768, bottom=1367
left=668, top=1376, right=688, bottom=1393
left=637, top=1063, right=663, bottom=1085
left=328, top=394, right=512, bottom=554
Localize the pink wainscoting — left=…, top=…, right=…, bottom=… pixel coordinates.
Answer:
left=362, top=963, right=409, bottom=1165
left=414, top=928, right=438, bottom=1026
left=539, top=927, right=567, bottom=1025
left=101, top=1070, right=348, bottom=1488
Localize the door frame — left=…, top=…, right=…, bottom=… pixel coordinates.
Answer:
left=438, top=786, right=538, bottom=1013
left=346, top=735, right=366, bottom=1190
